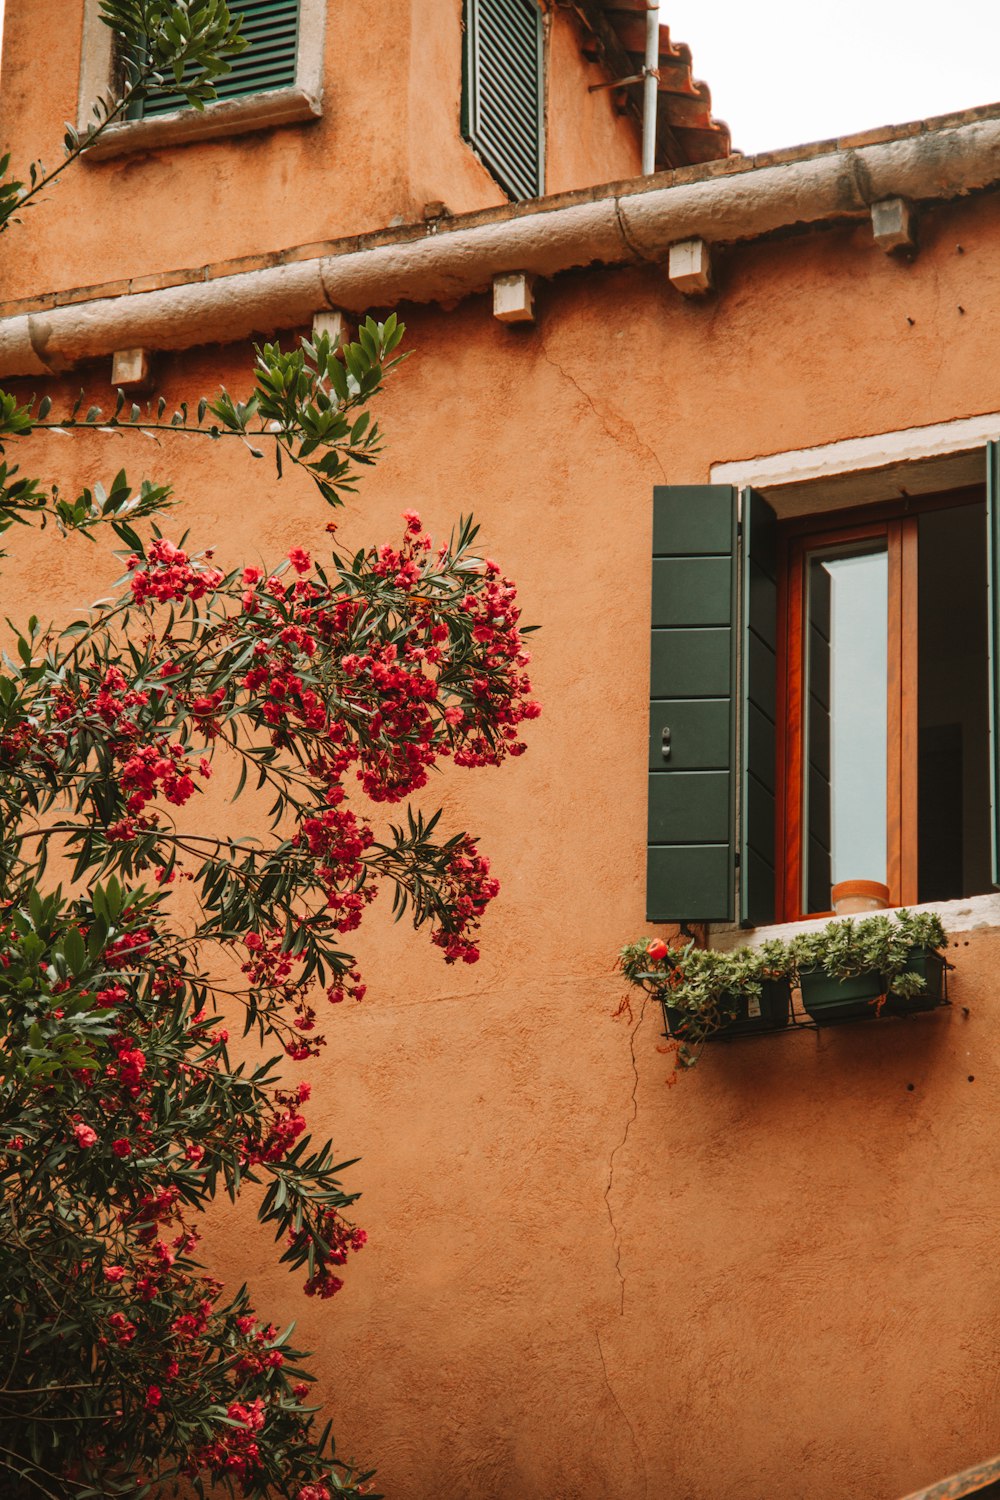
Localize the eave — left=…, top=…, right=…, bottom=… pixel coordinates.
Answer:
left=2, top=103, right=1000, bottom=377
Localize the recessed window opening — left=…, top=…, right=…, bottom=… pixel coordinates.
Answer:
left=782, top=491, right=991, bottom=921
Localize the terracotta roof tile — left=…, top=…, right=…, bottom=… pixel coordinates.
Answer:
left=567, top=1, right=732, bottom=168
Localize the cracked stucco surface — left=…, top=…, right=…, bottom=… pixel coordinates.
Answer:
left=7, top=161, right=1000, bottom=1500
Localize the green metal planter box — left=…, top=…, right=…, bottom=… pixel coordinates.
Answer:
left=663, top=978, right=791, bottom=1042
left=882, top=948, right=947, bottom=1014
left=800, top=947, right=945, bottom=1024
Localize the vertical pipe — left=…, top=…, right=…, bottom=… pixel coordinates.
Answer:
left=642, top=2, right=660, bottom=175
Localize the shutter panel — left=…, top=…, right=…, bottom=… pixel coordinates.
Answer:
left=740, top=489, right=778, bottom=926
left=988, top=441, right=1000, bottom=888
left=463, top=0, right=544, bottom=201
left=648, top=485, right=737, bottom=922
left=129, top=0, right=299, bottom=120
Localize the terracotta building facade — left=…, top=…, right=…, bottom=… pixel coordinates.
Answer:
left=3, top=3, right=1000, bottom=1496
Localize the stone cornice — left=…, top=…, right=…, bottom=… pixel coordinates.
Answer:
left=4, top=103, right=1000, bottom=376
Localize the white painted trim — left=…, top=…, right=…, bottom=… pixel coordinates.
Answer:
left=76, top=0, right=325, bottom=157
left=712, top=892, right=1000, bottom=950
left=710, top=411, right=1000, bottom=491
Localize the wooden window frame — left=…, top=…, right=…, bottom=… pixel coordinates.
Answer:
left=775, top=486, right=983, bottom=922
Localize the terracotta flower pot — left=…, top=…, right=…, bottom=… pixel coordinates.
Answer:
left=831, top=879, right=890, bottom=915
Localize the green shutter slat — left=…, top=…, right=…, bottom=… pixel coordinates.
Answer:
left=987, top=442, right=1000, bottom=888
left=128, top=0, right=299, bottom=120
left=740, top=489, right=778, bottom=926
left=647, top=485, right=738, bottom=923
left=463, top=0, right=544, bottom=202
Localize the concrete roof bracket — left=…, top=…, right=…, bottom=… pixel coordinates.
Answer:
left=493, top=274, right=537, bottom=324
left=311, top=310, right=351, bottom=348
left=111, top=348, right=151, bottom=391
left=871, top=197, right=917, bottom=255
left=667, top=237, right=712, bottom=295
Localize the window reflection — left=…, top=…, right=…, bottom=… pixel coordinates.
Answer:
left=804, top=546, right=888, bottom=912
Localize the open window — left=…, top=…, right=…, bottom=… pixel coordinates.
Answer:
left=647, top=444, right=1000, bottom=926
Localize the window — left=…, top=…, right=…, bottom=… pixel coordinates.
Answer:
left=462, top=0, right=545, bottom=201
left=77, top=0, right=324, bottom=159
left=126, top=0, right=300, bottom=120
left=647, top=446, right=1000, bottom=926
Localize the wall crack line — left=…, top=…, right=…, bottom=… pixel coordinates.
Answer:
left=539, top=337, right=667, bottom=481
left=604, top=1002, right=644, bottom=1316
left=596, top=1329, right=648, bottom=1498
left=613, top=195, right=658, bottom=263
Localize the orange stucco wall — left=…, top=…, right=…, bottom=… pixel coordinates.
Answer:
left=6, top=2, right=1000, bottom=1491
left=5, top=180, right=1000, bottom=1498
left=0, top=0, right=640, bottom=304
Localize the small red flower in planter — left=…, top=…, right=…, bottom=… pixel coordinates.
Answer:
left=647, top=939, right=668, bottom=962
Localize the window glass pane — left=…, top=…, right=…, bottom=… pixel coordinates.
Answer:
left=804, top=545, right=887, bottom=910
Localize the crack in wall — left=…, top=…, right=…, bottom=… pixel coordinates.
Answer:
left=613, top=195, right=658, bottom=264
left=596, top=1329, right=649, bottom=1498
left=604, top=1003, right=644, bottom=1316
left=539, top=337, right=668, bottom=482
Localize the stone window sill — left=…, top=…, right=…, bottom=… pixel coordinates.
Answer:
left=711, top=890, right=1000, bottom=951
left=82, top=87, right=322, bottom=161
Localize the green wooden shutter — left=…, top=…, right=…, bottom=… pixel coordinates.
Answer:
left=463, top=0, right=544, bottom=201
left=988, top=441, right=1000, bottom=888
left=648, top=485, right=738, bottom=922
left=129, top=0, right=299, bottom=120
left=740, top=489, right=778, bottom=926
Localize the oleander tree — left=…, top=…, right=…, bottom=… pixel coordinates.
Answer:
left=0, top=5, right=539, bottom=1496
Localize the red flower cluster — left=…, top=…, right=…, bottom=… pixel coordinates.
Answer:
left=128, top=538, right=223, bottom=605
left=430, top=838, right=501, bottom=964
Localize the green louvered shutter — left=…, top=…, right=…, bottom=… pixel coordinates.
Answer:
left=648, top=486, right=738, bottom=922
left=740, top=490, right=778, bottom=926
left=988, top=441, right=1000, bottom=888
left=129, top=0, right=299, bottom=120
left=463, top=0, right=544, bottom=201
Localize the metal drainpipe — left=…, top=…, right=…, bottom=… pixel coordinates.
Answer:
left=642, top=2, right=660, bottom=175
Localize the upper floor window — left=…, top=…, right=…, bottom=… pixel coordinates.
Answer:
left=462, top=0, right=545, bottom=201
left=78, top=0, right=324, bottom=160
left=126, top=0, right=300, bottom=120
left=779, top=497, right=990, bottom=920
left=646, top=453, right=1000, bottom=928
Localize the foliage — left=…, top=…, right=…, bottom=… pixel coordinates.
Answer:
left=620, top=909, right=948, bottom=1071
left=785, top=909, right=947, bottom=998
left=1, top=1, right=246, bottom=233
left=0, top=4, right=540, bottom=1496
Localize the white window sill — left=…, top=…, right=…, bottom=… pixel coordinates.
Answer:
left=711, top=891, right=1000, bottom=950
left=82, top=86, right=322, bottom=161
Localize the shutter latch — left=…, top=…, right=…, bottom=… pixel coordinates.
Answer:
left=661, top=726, right=671, bottom=761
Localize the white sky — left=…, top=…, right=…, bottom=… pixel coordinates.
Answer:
left=664, top=0, right=1000, bottom=155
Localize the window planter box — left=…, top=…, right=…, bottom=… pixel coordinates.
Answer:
left=799, top=945, right=946, bottom=1024
left=662, top=977, right=791, bottom=1042
left=882, top=948, right=947, bottom=1014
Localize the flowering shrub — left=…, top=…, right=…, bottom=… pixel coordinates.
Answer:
left=0, top=7, right=539, bottom=1495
